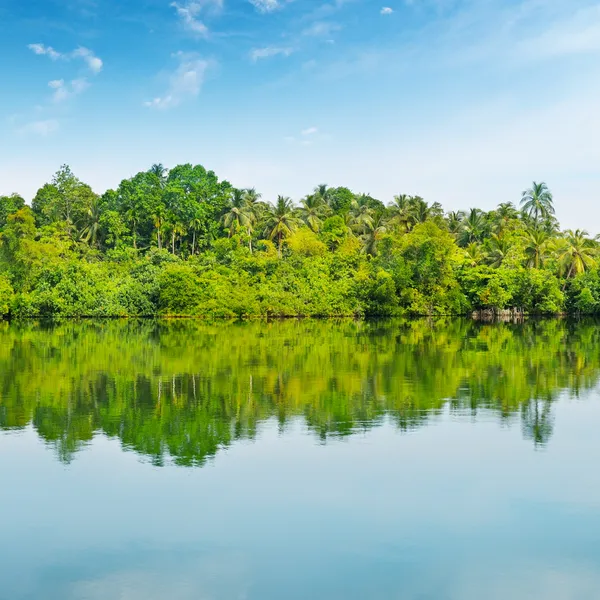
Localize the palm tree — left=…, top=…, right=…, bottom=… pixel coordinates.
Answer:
left=463, top=242, right=484, bottom=266
left=361, top=215, right=387, bottom=256
left=80, top=196, right=102, bottom=248
left=264, top=196, right=301, bottom=257
left=313, top=184, right=333, bottom=207
left=189, top=216, right=202, bottom=255
left=446, top=210, right=465, bottom=237
left=493, top=202, right=519, bottom=232
left=171, top=221, right=186, bottom=255
left=149, top=163, right=168, bottom=189
left=152, top=205, right=166, bottom=250
left=124, top=206, right=141, bottom=250
left=349, top=195, right=374, bottom=234
left=520, top=182, right=554, bottom=224
left=556, top=229, right=597, bottom=281
left=242, top=188, right=264, bottom=253
left=523, top=228, right=550, bottom=269
left=486, top=233, right=512, bottom=268
left=299, top=194, right=328, bottom=233
left=222, top=189, right=252, bottom=238
left=459, top=208, right=486, bottom=246
left=388, top=194, right=412, bottom=232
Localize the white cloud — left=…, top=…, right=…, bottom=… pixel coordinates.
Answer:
left=28, top=44, right=103, bottom=74
left=171, top=2, right=209, bottom=36
left=48, top=78, right=90, bottom=103
left=249, top=0, right=280, bottom=13
left=72, top=47, right=103, bottom=73
left=250, top=46, right=294, bottom=61
left=380, top=7, right=393, bottom=15
left=19, top=119, right=60, bottom=136
left=302, top=21, right=342, bottom=37
left=301, top=126, right=318, bottom=136
left=144, top=53, right=211, bottom=109
left=28, top=43, right=62, bottom=60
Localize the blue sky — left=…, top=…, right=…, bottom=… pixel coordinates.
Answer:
left=1, top=0, right=600, bottom=228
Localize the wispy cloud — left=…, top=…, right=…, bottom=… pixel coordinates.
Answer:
left=144, top=52, right=211, bottom=109
left=380, top=7, right=393, bottom=15
left=171, top=1, right=214, bottom=37
left=19, top=119, right=60, bottom=136
left=49, top=78, right=90, bottom=103
left=514, top=4, right=600, bottom=61
left=285, top=126, right=322, bottom=145
left=28, top=43, right=62, bottom=60
left=250, top=46, right=294, bottom=61
left=302, top=21, right=342, bottom=37
left=28, top=44, right=103, bottom=74
left=249, top=0, right=280, bottom=13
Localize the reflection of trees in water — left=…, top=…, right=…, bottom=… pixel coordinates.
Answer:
left=522, top=399, right=555, bottom=447
left=0, top=318, right=598, bottom=464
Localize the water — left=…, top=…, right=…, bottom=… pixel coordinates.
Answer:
left=1, top=319, right=600, bottom=600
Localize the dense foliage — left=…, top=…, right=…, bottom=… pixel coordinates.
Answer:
left=1, top=319, right=596, bottom=464
left=1, top=164, right=599, bottom=317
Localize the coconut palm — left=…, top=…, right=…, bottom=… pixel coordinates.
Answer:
left=493, top=202, right=519, bottom=232
left=360, top=215, right=387, bottom=256
left=189, top=215, right=202, bottom=255
left=486, top=233, right=512, bottom=268
left=222, top=189, right=252, bottom=238
left=520, top=182, right=554, bottom=224
left=459, top=208, right=486, bottom=246
left=349, top=196, right=374, bottom=234
left=556, top=229, right=597, bottom=280
left=152, top=205, right=166, bottom=250
left=264, top=196, right=301, bottom=257
left=408, top=197, right=431, bottom=227
left=313, top=184, right=333, bottom=207
left=299, top=194, right=328, bottom=233
left=523, top=228, right=550, bottom=269
left=80, top=196, right=102, bottom=248
left=446, top=211, right=465, bottom=237
left=242, top=188, right=264, bottom=253
left=463, top=242, right=484, bottom=266
left=149, top=163, right=168, bottom=186
left=388, top=194, right=412, bottom=231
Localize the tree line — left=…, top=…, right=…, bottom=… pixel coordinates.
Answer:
left=1, top=163, right=599, bottom=317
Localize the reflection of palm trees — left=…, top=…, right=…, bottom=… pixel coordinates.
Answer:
left=521, top=398, right=554, bottom=447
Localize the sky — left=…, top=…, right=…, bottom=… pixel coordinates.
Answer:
left=1, top=0, right=600, bottom=229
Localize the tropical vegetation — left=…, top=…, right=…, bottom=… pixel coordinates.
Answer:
left=1, top=165, right=599, bottom=317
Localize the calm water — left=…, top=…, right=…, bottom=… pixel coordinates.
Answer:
left=1, top=319, right=600, bottom=600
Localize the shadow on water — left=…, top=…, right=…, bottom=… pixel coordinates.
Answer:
left=1, top=317, right=599, bottom=465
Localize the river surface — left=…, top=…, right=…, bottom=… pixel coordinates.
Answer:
left=1, top=319, right=599, bottom=599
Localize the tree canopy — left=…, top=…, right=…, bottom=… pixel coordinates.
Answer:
left=0, top=164, right=598, bottom=318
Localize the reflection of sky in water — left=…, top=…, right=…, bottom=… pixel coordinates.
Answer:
left=1, top=396, right=599, bottom=600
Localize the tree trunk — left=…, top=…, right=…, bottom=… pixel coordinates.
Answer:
left=157, top=229, right=162, bottom=250
left=192, top=231, right=196, bottom=255
left=172, top=231, right=175, bottom=254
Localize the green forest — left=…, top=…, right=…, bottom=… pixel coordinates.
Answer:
left=1, top=319, right=594, bottom=464
left=1, top=163, right=599, bottom=317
